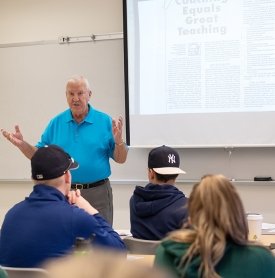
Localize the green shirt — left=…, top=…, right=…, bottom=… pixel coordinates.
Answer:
left=155, top=239, right=275, bottom=278
left=0, top=268, right=7, bottom=278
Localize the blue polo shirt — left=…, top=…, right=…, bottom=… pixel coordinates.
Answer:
left=36, top=105, right=115, bottom=183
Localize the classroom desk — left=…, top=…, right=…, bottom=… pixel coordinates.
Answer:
left=259, top=234, right=275, bottom=256
left=127, top=254, right=155, bottom=266
left=260, top=234, right=275, bottom=247
left=127, top=234, right=275, bottom=267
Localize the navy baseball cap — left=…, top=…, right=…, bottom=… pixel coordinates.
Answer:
left=148, top=145, right=186, bottom=175
left=31, top=145, right=79, bottom=180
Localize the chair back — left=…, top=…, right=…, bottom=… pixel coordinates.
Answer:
left=123, top=236, right=160, bottom=255
left=1, top=267, right=48, bottom=278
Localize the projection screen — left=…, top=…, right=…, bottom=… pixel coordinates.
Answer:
left=123, top=0, right=275, bottom=147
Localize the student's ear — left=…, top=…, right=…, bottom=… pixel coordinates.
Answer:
left=64, top=171, right=71, bottom=184
left=148, top=168, right=155, bottom=180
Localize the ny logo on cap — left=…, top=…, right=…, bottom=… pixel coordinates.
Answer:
left=168, top=154, right=176, bottom=164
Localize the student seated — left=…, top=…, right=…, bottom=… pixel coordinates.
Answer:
left=155, top=174, right=275, bottom=278
left=0, top=145, right=125, bottom=268
left=130, top=145, right=188, bottom=240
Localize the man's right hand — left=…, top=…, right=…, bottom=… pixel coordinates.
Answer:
left=1, top=125, right=24, bottom=147
left=1, top=125, right=37, bottom=159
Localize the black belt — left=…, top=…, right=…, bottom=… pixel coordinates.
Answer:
left=71, top=178, right=109, bottom=190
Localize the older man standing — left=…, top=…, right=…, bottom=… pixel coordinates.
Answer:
left=1, top=75, right=128, bottom=225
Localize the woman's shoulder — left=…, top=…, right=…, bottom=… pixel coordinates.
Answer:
left=228, top=241, right=271, bottom=254
left=246, top=244, right=275, bottom=259
left=219, top=242, right=275, bottom=277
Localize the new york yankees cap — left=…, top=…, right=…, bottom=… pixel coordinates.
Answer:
left=148, top=145, right=186, bottom=175
left=31, top=145, right=79, bottom=180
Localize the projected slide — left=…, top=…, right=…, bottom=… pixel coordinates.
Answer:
left=124, top=0, right=275, bottom=147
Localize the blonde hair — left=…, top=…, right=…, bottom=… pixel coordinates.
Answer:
left=44, top=248, right=171, bottom=278
left=169, top=174, right=249, bottom=278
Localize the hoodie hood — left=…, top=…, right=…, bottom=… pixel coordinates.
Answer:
left=160, top=240, right=201, bottom=278
left=130, top=183, right=188, bottom=240
left=132, top=183, right=186, bottom=217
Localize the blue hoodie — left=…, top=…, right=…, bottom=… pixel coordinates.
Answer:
left=0, top=184, right=125, bottom=267
left=130, top=183, right=188, bottom=240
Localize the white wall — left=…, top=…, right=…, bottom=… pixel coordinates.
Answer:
left=1, top=180, right=275, bottom=230
left=0, top=0, right=123, bottom=43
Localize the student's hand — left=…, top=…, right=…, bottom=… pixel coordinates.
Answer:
left=67, top=189, right=99, bottom=215
left=1, top=125, right=24, bottom=147
left=67, top=189, right=81, bottom=204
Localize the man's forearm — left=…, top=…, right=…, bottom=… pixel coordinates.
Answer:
left=113, top=142, right=128, bottom=163
left=18, top=141, right=37, bottom=159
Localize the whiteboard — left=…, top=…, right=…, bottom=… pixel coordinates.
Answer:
left=1, top=40, right=275, bottom=182
left=0, top=39, right=126, bottom=179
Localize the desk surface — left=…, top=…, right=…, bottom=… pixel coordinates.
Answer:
left=260, top=234, right=275, bottom=246
left=127, top=254, right=155, bottom=265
